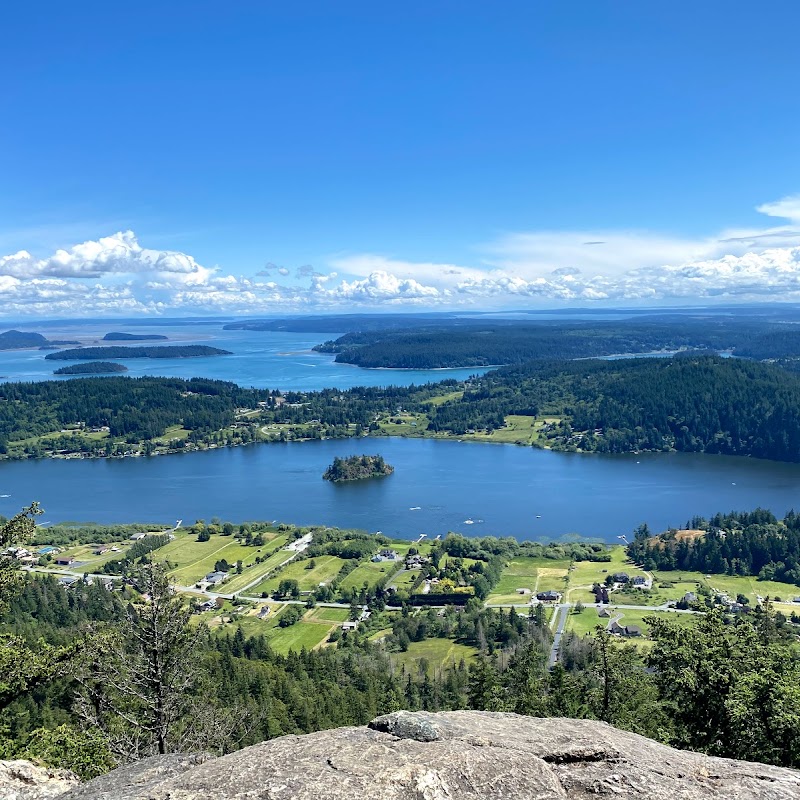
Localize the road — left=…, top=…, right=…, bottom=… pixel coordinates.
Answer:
left=547, top=603, right=569, bottom=667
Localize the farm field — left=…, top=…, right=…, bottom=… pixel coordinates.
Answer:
left=251, top=555, right=348, bottom=595
left=211, top=604, right=340, bottom=654
left=488, top=556, right=570, bottom=605
left=387, top=568, right=421, bottom=592
left=219, top=536, right=293, bottom=593
left=565, top=606, right=700, bottom=640
left=338, top=559, right=401, bottom=592
left=45, top=541, right=132, bottom=571
left=306, top=606, right=349, bottom=623
left=266, top=620, right=334, bottom=654
left=163, top=536, right=261, bottom=586
left=389, top=638, right=478, bottom=677
left=649, top=570, right=800, bottom=607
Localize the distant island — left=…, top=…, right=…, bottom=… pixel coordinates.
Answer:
left=323, top=454, right=394, bottom=482
left=0, top=329, right=79, bottom=350
left=103, top=332, right=168, bottom=341
left=45, top=345, right=232, bottom=361
left=53, top=361, right=129, bottom=375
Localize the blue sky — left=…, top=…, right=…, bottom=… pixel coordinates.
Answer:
left=2, top=1, right=800, bottom=316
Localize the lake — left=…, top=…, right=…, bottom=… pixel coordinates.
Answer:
left=2, top=438, right=798, bottom=541
left=0, top=323, right=485, bottom=391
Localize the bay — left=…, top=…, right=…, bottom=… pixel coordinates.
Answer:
left=2, top=438, right=798, bottom=541
left=0, top=323, right=485, bottom=390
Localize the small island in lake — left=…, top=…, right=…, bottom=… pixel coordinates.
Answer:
left=323, top=454, right=394, bottom=482
left=53, top=361, right=129, bottom=375
left=103, top=332, right=168, bottom=341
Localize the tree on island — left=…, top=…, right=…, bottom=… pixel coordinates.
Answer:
left=322, top=454, right=394, bottom=482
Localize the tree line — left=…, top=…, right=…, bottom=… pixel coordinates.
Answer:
left=628, top=508, right=800, bottom=586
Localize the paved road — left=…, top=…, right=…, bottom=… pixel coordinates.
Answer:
left=547, top=604, right=569, bottom=668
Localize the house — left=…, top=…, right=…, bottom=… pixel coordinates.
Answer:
left=609, top=621, right=641, bottom=637
left=608, top=621, right=625, bottom=635
left=130, top=532, right=147, bottom=541
left=631, top=576, right=648, bottom=587
left=598, top=607, right=611, bottom=618
left=612, top=572, right=630, bottom=584
left=258, top=606, right=271, bottom=618
left=58, top=576, right=79, bottom=587
left=85, top=576, right=115, bottom=589
left=204, top=571, right=228, bottom=586
left=93, top=546, right=110, bottom=555
left=792, top=597, right=800, bottom=604
left=55, top=556, right=75, bottom=566
left=683, top=592, right=697, bottom=604
left=536, top=590, right=561, bottom=602
left=38, top=546, right=59, bottom=555
left=341, top=621, right=358, bottom=632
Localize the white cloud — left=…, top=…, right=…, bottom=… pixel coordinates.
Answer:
left=0, top=231, right=216, bottom=284
left=3, top=195, right=800, bottom=316
left=756, top=194, right=800, bottom=224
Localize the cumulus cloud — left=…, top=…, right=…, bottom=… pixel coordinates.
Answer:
left=0, top=230, right=216, bottom=285
left=3, top=195, right=800, bottom=315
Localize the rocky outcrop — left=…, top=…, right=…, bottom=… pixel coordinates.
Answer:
left=0, top=759, right=78, bottom=800
left=10, top=711, right=800, bottom=799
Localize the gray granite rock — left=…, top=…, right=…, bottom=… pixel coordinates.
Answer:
left=0, top=759, right=78, bottom=800
left=37, top=712, right=800, bottom=799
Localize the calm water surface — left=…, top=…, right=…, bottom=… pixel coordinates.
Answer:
left=2, top=438, right=798, bottom=541
left=0, top=323, right=485, bottom=390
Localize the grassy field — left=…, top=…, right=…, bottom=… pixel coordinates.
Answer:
left=487, top=556, right=570, bottom=605
left=390, top=638, right=478, bottom=677
left=45, top=542, right=130, bottom=571
left=217, top=535, right=292, bottom=594
left=153, top=425, right=191, bottom=443
left=650, top=570, right=800, bottom=607
left=388, top=568, right=422, bottom=592
left=162, top=536, right=259, bottom=586
left=251, top=555, right=348, bottom=595
left=211, top=604, right=339, bottom=654
left=338, top=559, right=401, bottom=592
left=425, top=391, right=464, bottom=407
left=266, top=621, right=334, bottom=654
left=566, top=605, right=700, bottom=639
left=306, top=606, right=350, bottom=623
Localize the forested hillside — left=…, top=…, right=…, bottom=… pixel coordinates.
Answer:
left=628, top=508, right=800, bottom=585
left=314, top=317, right=788, bottom=369
left=3, top=354, right=800, bottom=462
left=0, top=377, right=259, bottom=445
left=426, top=356, right=800, bottom=461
